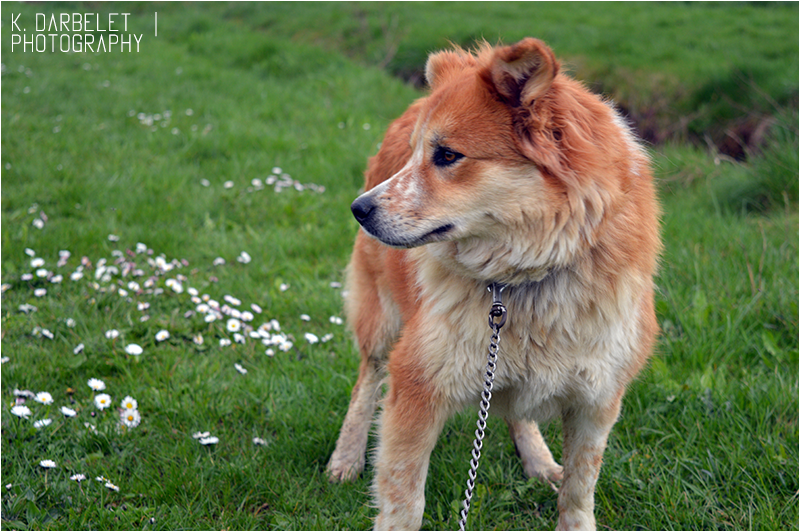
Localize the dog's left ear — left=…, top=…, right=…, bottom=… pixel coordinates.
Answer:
left=490, top=38, right=558, bottom=107
left=425, top=48, right=476, bottom=89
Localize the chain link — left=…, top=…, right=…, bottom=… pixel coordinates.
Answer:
left=458, top=283, right=506, bottom=531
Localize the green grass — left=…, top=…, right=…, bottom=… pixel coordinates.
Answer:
left=2, top=2, right=798, bottom=530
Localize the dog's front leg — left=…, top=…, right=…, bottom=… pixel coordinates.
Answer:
left=556, top=394, right=623, bottom=531
left=373, top=340, right=448, bottom=531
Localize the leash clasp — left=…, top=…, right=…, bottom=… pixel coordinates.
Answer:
left=488, top=282, right=507, bottom=330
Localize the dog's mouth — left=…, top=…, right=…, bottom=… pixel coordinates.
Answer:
left=365, top=222, right=455, bottom=249
left=423, top=223, right=454, bottom=240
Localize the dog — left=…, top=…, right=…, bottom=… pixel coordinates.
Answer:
left=327, top=37, right=660, bottom=531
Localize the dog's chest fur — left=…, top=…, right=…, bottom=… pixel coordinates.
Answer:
left=407, top=245, right=647, bottom=422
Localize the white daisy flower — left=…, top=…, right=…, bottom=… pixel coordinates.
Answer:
left=234, top=363, right=247, bottom=375
left=51, top=274, right=64, bottom=284
left=66, top=318, right=76, bottom=328
left=226, top=319, right=241, bottom=333
left=251, top=303, right=262, bottom=314
left=253, top=437, right=268, bottom=446
left=70, top=473, right=87, bottom=482
left=270, top=319, right=281, bottom=331
left=21, top=273, right=34, bottom=281
left=88, top=378, right=106, bottom=391
left=118, top=289, right=129, bottom=297
left=94, top=393, right=112, bottom=410
left=120, top=396, right=138, bottom=410
left=70, top=270, right=84, bottom=281
left=120, top=409, right=141, bottom=428
left=11, top=405, right=32, bottom=418
left=34, top=288, right=47, bottom=297
left=300, top=314, right=311, bottom=322
left=204, top=313, right=217, bottom=323
left=192, top=431, right=211, bottom=439
left=279, top=283, right=289, bottom=292
left=105, top=481, right=120, bottom=491
left=35, top=268, right=48, bottom=277
left=127, top=281, right=140, bottom=291
left=105, top=329, right=120, bottom=340
left=155, top=330, right=170, bottom=342
left=34, top=418, right=52, bottom=429
left=330, top=281, right=342, bottom=288
left=193, top=334, right=204, bottom=345
left=108, top=234, right=120, bottom=242
left=213, top=257, right=226, bottom=266
left=329, top=316, right=343, bottom=325
left=199, top=436, right=219, bottom=445
left=219, top=338, right=232, bottom=347
left=61, top=406, right=77, bottom=417
left=304, top=332, right=319, bottom=344
left=233, top=333, right=246, bottom=344
left=279, top=339, right=293, bottom=352
left=35, top=391, right=54, bottom=405
left=25, top=248, right=36, bottom=257
left=32, top=218, right=44, bottom=229
left=1, top=356, right=9, bottom=364
left=271, top=166, right=282, bottom=174
left=240, top=311, right=254, bottom=322
left=265, top=348, right=275, bottom=357
left=39, top=460, right=57, bottom=469
left=41, top=329, right=54, bottom=339
left=321, top=333, right=334, bottom=343
left=124, top=344, right=143, bottom=356
left=237, top=251, right=251, bottom=264
left=223, top=295, right=241, bottom=306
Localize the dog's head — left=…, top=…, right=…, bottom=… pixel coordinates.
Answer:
left=351, top=38, right=640, bottom=279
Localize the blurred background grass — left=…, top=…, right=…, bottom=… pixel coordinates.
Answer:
left=1, top=2, right=797, bottom=530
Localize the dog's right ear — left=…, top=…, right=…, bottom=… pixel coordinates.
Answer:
left=425, top=48, right=476, bottom=89
left=489, top=38, right=558, bottom=107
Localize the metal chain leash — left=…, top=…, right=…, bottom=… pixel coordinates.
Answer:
left=458, top=282, right=507, bottom=531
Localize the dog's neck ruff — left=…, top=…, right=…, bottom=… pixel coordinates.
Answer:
left=426, top=239, right=555, bottom=287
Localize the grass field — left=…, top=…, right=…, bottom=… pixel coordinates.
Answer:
left=2, top=2, right=798, bottom=530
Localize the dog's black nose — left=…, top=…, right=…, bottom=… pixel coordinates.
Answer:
left=351, top=195, right=375, bottom=225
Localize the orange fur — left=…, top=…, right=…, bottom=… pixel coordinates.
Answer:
left=328, top=38, right=660, bottom=531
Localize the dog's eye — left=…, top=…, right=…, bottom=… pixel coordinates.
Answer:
left=433, top=146, right=464, bottom=167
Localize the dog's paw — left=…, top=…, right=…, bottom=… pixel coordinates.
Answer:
left=516, top=443, right=563, bottom=492
left=531, top=462, right=563, bottom=493
left=326, top=456, right=364, bottom=483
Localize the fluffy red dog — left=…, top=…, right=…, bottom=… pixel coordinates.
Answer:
left=328, top=38, right=660, bottom=531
